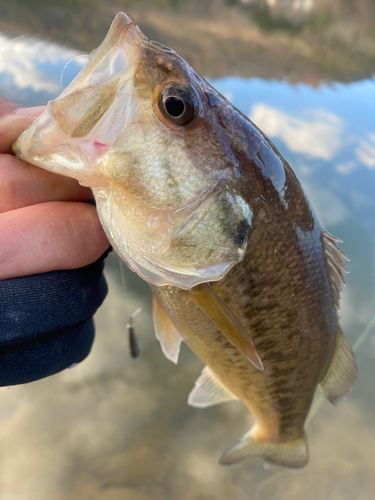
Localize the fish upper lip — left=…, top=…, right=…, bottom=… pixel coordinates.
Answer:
left=58, top=13, right=144, bottom=99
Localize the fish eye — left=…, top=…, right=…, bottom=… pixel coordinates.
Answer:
left=158, top=84, right=198, bottom=126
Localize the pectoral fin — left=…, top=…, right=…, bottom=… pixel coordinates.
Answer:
left=188, top=366, right=238, bottom=408
left=188, top=284, right=263, bottom=371
left=152, top=294, right=182, bottom=364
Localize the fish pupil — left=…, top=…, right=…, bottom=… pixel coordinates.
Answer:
left=158, top=84, right=198, bottom=125
left=165, top=97, right=185, bottom=117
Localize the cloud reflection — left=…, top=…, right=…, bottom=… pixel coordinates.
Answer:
left=335, top=161, right=358, bottom=175
left=250, top=104, right=343, bottom=160
left=355, top=132, right=375, bottom=169
left=0, top=33, right=85, bottom=94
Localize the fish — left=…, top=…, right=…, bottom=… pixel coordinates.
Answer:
left=13, top=12, right=356, bottom=468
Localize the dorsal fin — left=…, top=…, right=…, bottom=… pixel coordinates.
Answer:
left=152, top=294, right=182, bottom=364
left=322, top=231, right=349, bottom=309
left=188, top=366, right=238, bottom=408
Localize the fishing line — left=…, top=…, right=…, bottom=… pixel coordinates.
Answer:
left=254, top=469, right=290, bottom=500
left=118, top=257, right=142, bottom=358
left=118, top=256, right=127, bottom=295
left=307, top=308, right=375, bottom=426
left=351, top=309, right=375, bottom=353
left=60, top=54, right=89, bottom=91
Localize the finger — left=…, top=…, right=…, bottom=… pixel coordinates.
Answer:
left=0, top=154, right=93, bottom=213
left=0, top=201, right=110, bottom=280
left=0, top=96, right=46, bottom=154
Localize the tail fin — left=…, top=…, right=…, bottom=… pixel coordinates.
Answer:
left=219, top=429, right=308, bottom=469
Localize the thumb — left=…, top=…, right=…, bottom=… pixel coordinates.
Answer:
left=0, top=96, right=46, bottom=154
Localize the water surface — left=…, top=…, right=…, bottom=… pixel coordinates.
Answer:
left=0, top=2, right=374, bottom=499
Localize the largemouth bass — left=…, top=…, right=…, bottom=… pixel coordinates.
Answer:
left=13, top=13, right=356, bottom=468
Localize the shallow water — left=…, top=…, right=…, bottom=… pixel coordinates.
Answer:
left=1, top=2, right=375, bottom=499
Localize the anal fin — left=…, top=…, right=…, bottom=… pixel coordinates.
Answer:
left=188, top=366, right=238, bottom=408
left=319, top=326, right=356, bottom=405
left=152, top=294, right=182, bottom=364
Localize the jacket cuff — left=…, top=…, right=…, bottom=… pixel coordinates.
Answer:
left=0, top=258, right=108, bottom=385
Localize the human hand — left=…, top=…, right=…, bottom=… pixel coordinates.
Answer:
left=0, top=96, right=109, bottom=280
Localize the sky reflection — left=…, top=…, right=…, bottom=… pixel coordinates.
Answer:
left=0, top=33, right=86, bottom=106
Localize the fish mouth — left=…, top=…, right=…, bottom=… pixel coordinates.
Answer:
left=67, top=12, right=145, bottom=93
left=13, top=13, right=145, bottom=186
left=47, top=12, right=145, bottom=140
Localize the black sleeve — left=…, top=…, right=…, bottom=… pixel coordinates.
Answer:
left=0, top=256, right=108, bottom=386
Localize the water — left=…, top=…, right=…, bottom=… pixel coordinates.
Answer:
left=1, top=1, right=375, bottom=499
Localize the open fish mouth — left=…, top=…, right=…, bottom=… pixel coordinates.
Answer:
left=13, top=13, right=144, bottom=187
